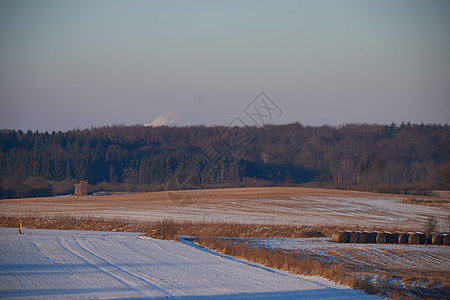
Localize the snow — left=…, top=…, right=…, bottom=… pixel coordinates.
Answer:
left=232, top=237, right=450, bottom=273
left=237, top=236, right=449, bottom=253
left=1, top=187, right=447, bottom=230
left=0, top=228, right=381, bottom=299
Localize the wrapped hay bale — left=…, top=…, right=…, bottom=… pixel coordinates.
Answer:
left=357, top=231, right=367, bottom=243
left=365, top=232, right=377, bottom=243
left=332, top=231, right=348, bottom=243
left=385, top=232, right=399, bottom=244
left=398, top=233, right=409, bottom=244
left=376, top=232, right=387, bottom=244
left=443, top=234, right=450, bottom=246
left=347, top=231, right=358, bottom=243
left=431, top=233, right=443, bottom=245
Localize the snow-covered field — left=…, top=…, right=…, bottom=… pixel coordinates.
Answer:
left=237, top=237, right=450, bottom=274
left=1, top=187, right=448, bottom=230
left=234, top=237, right=450, bottom=298
left=0, top=227, right=380, bottom=299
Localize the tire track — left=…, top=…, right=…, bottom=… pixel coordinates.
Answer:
left=1, top=228, right=381, bottom=299
left=58, top=236, right=173, bottom=298
left=77, top=236, right=185, bottom=294
left=174, top=237, right=336, bottom=293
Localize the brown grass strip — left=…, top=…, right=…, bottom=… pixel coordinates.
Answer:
left=0, top=215, right=347, bottom=239
left=1, top=215, right=412, bottom=240
left=401, top=196, right=449, bottom=208
left=196, top=237, right=411, bottom=299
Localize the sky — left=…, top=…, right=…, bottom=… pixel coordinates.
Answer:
left=0, top=0, right=449, bottom=132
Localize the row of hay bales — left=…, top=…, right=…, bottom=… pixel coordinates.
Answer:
left=332, top=231, right=450, bottom=245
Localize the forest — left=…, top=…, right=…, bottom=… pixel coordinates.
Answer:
left=0, top=122, right=449, bottom=198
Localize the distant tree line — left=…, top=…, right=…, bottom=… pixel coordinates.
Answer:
left=0, top=122, right=448, bottom=198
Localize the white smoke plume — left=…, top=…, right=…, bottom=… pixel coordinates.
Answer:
left=145, top=98, right=206, bottom=127
left=145, top=108, right=180, bottom=127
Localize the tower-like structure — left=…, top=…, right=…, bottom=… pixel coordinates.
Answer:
left=74, top=181, right=87, bottom=196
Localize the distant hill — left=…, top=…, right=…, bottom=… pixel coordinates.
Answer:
left=0, top=122, right=448, bottom=198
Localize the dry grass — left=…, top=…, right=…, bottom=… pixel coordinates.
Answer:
left=196, top=237, right=449, bottom=299
left=1, top=187, right=448, bottom=231
left=0, top=215, right=326, bottom=239
left=0, top=215, right=149, bottom=233
left=0, top=214, right=407, bottom=240
left=0, top=215, right=336, bottom=240
left=0, top=186, right=369, bottom=206
left=196, top=237, right=411, bottom=299
left=401, top=196, right=449, bottom=208
left=289, top=247, right=449, bottom=298
left=1, top=186, right=446, bottom=205
left=2, top=214, right=446, bottom=298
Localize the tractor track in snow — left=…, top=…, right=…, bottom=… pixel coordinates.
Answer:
left=58, top=236, right=174, bottom=298
left=0, top=228, right=381, bottom=299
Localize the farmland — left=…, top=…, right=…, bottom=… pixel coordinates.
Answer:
left=1, top=187, right=448, bottom=231
left=235, top=237, right=450, bottom=298
left=1, top=187, right=449, bottom=299
left=0, top=227, right=380, bottom=299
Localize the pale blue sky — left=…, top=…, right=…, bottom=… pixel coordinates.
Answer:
left=1, top=0, right=449, bottom=131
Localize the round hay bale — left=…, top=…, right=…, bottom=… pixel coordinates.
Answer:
left=408, top=233, right=420, bottom=244
left=385, top=232, right=399, bottom=244
left=357, top=232, right=367, bottom=243
left=376, top=232, right=387, bottom=244
left=443, top=234, right=450, bottom=246
left=398, top=233, right=409, bottom=244
left=409, top=233, right=426, bottom=244
left=426, top=234, right=433, bottom=244
left=347, top=231, right=358, bottom=243
left=431, top=234, right=443, bottom=245
left=365, top=232, right=377, bottom=243
left=332, top=231, right=347, bottom=243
